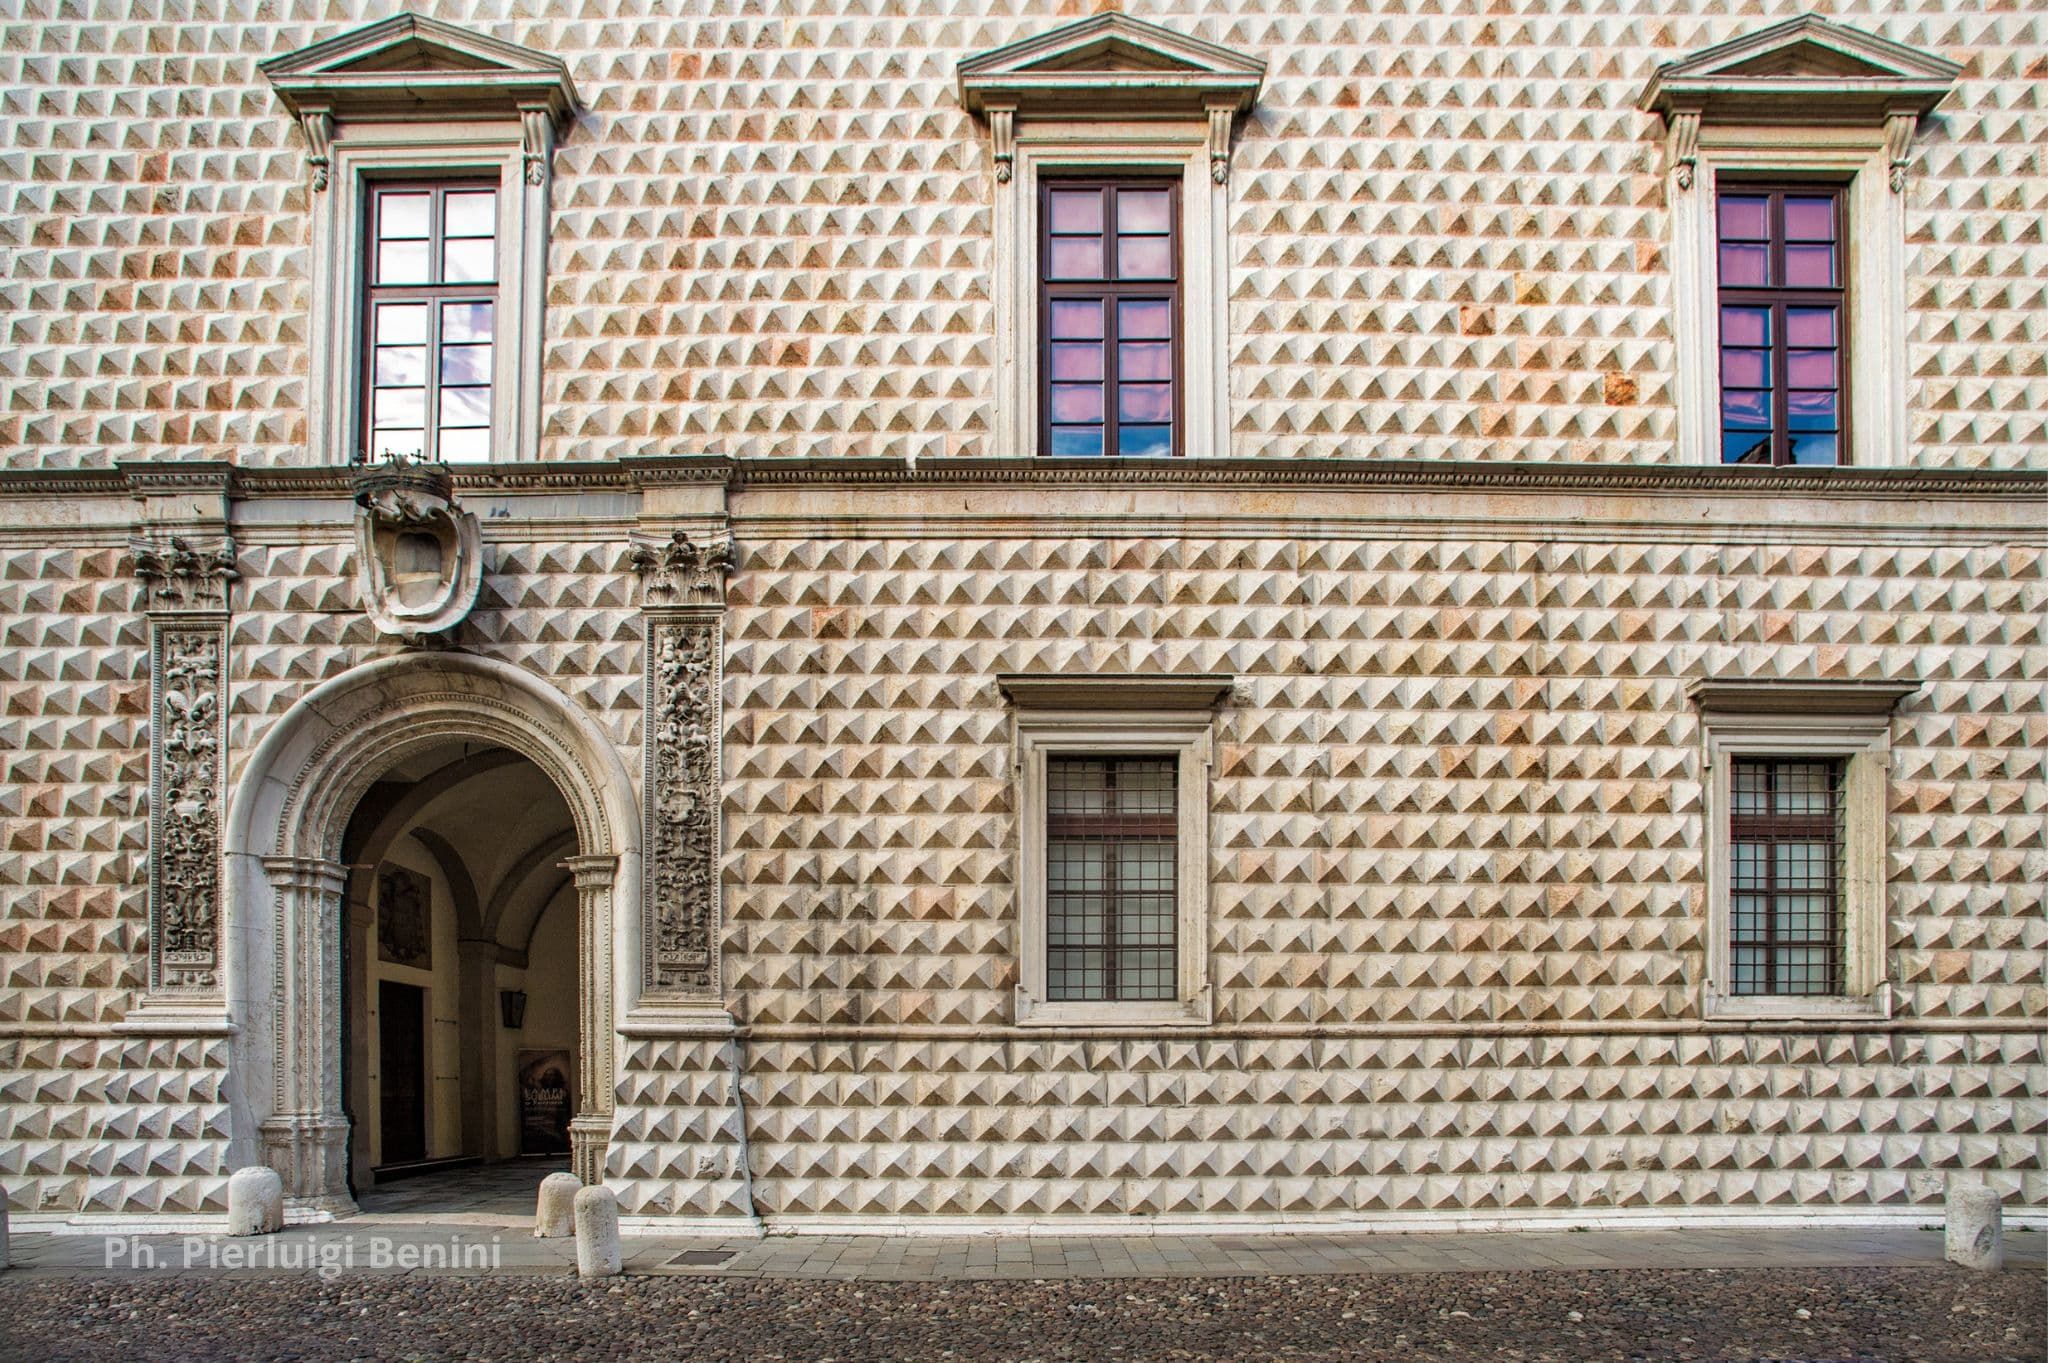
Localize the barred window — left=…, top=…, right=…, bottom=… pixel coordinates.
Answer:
left=1045, top=756, right=1177, bottom=1002
left=1728, top=756, right=1846, bottom=996
left=362, top=182, right=500, bottom=464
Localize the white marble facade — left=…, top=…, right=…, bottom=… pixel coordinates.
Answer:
left=0, top=1, right=2042, bottom=1230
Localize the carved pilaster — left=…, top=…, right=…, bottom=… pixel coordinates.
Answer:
left=634, top=530, right=731, bottom=999
left=260, top=856, right=354, bottom=1217
left=131, top=534, right=236, bottom=998
left=563, top=852, right=618, bottom=1183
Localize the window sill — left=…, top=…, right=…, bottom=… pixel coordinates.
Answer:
left=1704, top=982, right=1892, bottom=1023
left=1015, top=991, right=1213, bottom=1030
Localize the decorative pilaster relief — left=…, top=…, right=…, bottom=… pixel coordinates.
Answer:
left=986, top=103, right=1015, bottom=184
left=298, top=108, right=333, bottom=192
left=129, top=534, right=237, bottom=996
left=1884, top=111, right=1915, bottom=193
left=635, top=531, right=732, bottom=997
left=1667, top=108, right=1701, bottom=191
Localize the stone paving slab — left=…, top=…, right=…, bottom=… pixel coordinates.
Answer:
left=4, top=1223, right=2041, bottom=1281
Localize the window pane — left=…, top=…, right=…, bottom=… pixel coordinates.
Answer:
left=440, top=343, right=493, bottom=386
left=1784, top=197, right=1835, bottom=240
left=442, top=301, right=495, bottom=344
left=377, top=192, right=430, bottom=241
left=1787, top=308, right=1836, bottom=347
left=1788, top=389, right=1837, bottom=431
left=1049, top=238, right=1103, bottom=279
left=374, top=345, right=426, bottom=387
left=442, top=237, right=496, bottom=284
left=1119, top=383, right=1172, bottom=423
left=1718, top=243, right=1768, bottom=287
left=374, top=387, right=423, bottom=428
left=377, top=239, right=430, bottom=284
left=1720, top=349, right=1770, bottom=389
left=374, top=302, right=429, bottom=345
left=1119, top=342, right=1172, bottom=382
left=443, top=190, right=497, bottom=239
left=1115, top=189, right=1171, bottom=234
left=1722, top=432, right=1771, bottom=465
left=1717, top=195, right=1769, bottom=240
left=1790, top=433, right=1838, bottom=465
left=1119, top=299, right=1172, bottom=340
left=1050, top=383, right=1103, bottom=423
left=369, top=428, right=424, bottom=460
left=1720, top=306, right=1770, bottom=347
left=436, top=427, right=492, bottom=462
left=1050, top=341, right=1104, bottom=381
left=1050, top=427, right=1104, bottom=457
left=1117, top=236, right=1173, bottom=280
left=1048, top=189, right=1103, bottom=234
left=1049, top=300, right=1104, bottom=340
left=1784, top=244, right=1834, bottom=287
left=1120, top=424, right=1171, bottom=457
left=439, top=386, right=491, bottom=426
left=1720, top=389, right=1769, bottom=429
left=1787, top=351, right=1837, bottom=388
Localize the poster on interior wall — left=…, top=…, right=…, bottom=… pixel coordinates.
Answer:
left=517, top=1048, right=574, bottom=1155
left=376, top=865, right=432, bottom=968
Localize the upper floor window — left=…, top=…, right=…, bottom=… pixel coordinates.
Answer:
left=1040, top=181, right=1181, bottom=458
left=1717, top=185, right=1847, bottom=466
left=364, top=183, right=501, bottom=464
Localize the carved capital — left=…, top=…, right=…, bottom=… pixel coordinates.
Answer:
left=631, top=530, right=735, bottom=609
left=561, top=852, right=618, bottom=892
left=643, top=615, right=723, bottom=997
left=130, top=535, right=238, bottom=614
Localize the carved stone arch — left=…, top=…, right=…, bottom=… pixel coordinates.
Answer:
left=223, top=651, right=641, bottom=1216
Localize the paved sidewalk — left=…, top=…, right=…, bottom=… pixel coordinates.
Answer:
left=6, top=1221, right=2042, bottom=1280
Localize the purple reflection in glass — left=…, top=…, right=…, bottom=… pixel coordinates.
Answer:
left=1720, top=389, right=1769, bottom=428
left=1051, top=384, right=1104, bottom=422
left=1051, top=342, right=1104, bottom=381
left=1784, top=198, right=1835, bottom=240
left=1119, top=342, right=1172, bottom=381
left=1049, top=238, right=1103, bottom=280
left=1049, top=190, right=1103, bottom=234
left=1720, top=349, right=1770, bottom=388
left=1049, top=300, right=1104, bottom=339
left=1787, top=308, right=1836, bottom=346
left=1117, top=237, right=1172, bottom=280
left=1119, top=385, right=1172, bottom=422
left=1119, top=299, right=1171, bottom=339
left=1785, top=245, right=1834, bottom=287
left=1718, top=196, right=1769, bottom=239
left=1116, top=190, right=1171, bottom=234
left=1719, top=243, right=1768, bottom=287
left=1787, top=350, right=1836, bottom=387
left=1720, top=307, right=1770, bottom=346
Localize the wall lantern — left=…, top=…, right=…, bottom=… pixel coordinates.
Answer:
left=499, top=989, right=527, bottom=1030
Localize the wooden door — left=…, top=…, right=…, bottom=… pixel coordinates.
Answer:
left=378, top=980, right=428, bottom=1164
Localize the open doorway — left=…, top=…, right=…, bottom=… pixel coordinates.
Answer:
left=335, top=740, right=582, bottom=1211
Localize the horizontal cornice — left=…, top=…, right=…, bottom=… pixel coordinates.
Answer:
left=1, top=457, right=2044, bottom=502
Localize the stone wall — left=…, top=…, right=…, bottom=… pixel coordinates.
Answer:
left=2, top=0, right=2043, bottom=468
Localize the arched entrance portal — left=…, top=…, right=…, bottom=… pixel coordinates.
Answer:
left=339, top=743, right=581, bottom=1199
left=224, top=653, right=640, bottom=1218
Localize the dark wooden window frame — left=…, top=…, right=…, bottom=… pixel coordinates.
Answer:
left=1037, top=176, right=1184, bottom=459
left=1044, top=754, right=1179, bottom=1003
left=359, top=178, right=501, bottom=465
left=1727, top=756, right=1846, bottom=997
left=1715, top=179, right=1851, bottom=467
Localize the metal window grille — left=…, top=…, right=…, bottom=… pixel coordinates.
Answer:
left=1728, top=756, right=1846, bottom=996
left=1045, top=756, right=1178, bottom=1002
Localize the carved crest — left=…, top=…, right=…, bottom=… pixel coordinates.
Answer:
left=630, top=530, right=735, bottom=608
left=351, top=456, right=484, bottom=641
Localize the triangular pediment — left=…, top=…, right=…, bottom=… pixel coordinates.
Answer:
left=1640, top=15, right=1960, bottom=120
left=958, top=14, right=1264, bottom=116
left=262, top=12, right=579, bottom=123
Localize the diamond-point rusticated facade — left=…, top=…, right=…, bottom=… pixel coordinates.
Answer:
left=1, top=2, right=2042, bottom=1232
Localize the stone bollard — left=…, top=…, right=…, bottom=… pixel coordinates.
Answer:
left=535, top=1171, right=581, bottom=1239
left=1944, top=1185, right=2003, bottom=1271
left=573, top=1185, right=622, bottom=1278
left=226, top=1166, right=285, bottom=1237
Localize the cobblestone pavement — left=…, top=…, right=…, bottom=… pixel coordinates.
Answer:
left=2, top=1263, right=2041, bottom=1362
